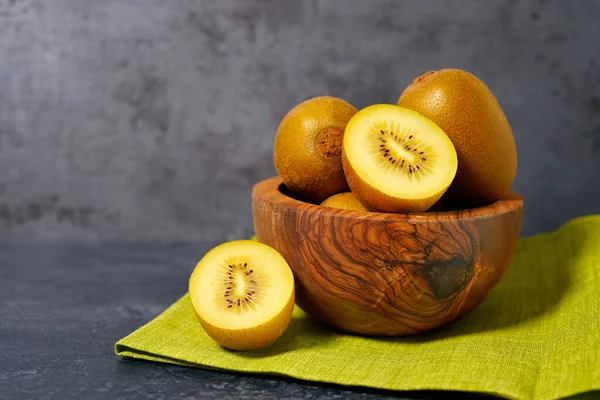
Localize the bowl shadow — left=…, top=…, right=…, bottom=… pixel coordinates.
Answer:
left=235, top=310, right=336, bottom=358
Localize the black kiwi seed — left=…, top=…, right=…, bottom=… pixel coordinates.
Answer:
left=222, top=262, right=262, bottom=310
left=373, top=128, right=431, bottom=177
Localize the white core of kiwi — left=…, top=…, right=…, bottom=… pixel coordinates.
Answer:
left=373, top=124, right=437, bottom=179
left=213, top=260, right=269, bottom=313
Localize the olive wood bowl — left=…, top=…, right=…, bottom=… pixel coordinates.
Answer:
left=252, top=176, right=523, bottom=336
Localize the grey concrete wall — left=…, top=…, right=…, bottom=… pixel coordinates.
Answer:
left=0, top=0, right=598, bottom=242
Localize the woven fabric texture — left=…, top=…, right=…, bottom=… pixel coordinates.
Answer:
left=115, top=216, right=600, bottom=400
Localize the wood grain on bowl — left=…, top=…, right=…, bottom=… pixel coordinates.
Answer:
left=252, top=177, right=523, bottom=336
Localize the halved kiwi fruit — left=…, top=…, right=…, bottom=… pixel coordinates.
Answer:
left=189, top=240, right=295, bottom=351
left=342, top=104, right=457, bottom=213
left=320, top=192, right=368, bottom=211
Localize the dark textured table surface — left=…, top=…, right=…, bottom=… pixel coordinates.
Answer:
left=0, top=242, right=496, bottom=399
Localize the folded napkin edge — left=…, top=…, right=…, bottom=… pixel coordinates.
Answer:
left=115, top=345, right=531, bottom=400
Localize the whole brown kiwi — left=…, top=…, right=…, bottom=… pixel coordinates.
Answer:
left=274, top=96, right=357, bottom=204
left=320, top=192, right=368, bottom=212
left=397, top=69, right=517, bottom=207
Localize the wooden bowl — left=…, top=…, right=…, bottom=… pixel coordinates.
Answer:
left=252, top=176, right=524, bottom=336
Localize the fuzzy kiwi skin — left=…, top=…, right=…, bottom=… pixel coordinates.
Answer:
left=320, top=192, right=368, bottom=212
left=192, top=286, right=295, bottom=351
left=342, top=151, right=448, bottom=213
left=274, top=96, right=357, bottom=204
left=397, top=69, right=517, bottom=207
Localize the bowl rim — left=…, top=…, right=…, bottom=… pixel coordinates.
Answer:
left=252, top=176, right=524, bottom=222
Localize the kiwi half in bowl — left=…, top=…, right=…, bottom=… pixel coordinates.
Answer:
left=342, top=104, right=457, bottom=213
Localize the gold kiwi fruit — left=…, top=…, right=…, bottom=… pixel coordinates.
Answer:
left=397, top=69, right=517, bottom=206
left=342, top=104, right=457, bottom=213
left=320, top=192, right=368, bottom=211
left=274, top=96, right=358, bottom=203
left=189, top=240, right=295, bottom=351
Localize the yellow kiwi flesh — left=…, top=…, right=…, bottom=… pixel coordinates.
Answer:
left=189, top=240, right=295, bottom=351
left=320, top=192, right=368, bottom=211
left=397, top=69, right=517, bottom=206
left=342, top=104, right=457, bottom=213
left=274, top=96, right=357, bottom=203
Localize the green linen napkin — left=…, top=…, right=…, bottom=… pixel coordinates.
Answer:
left=115, top=215, right=600, bottom=400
